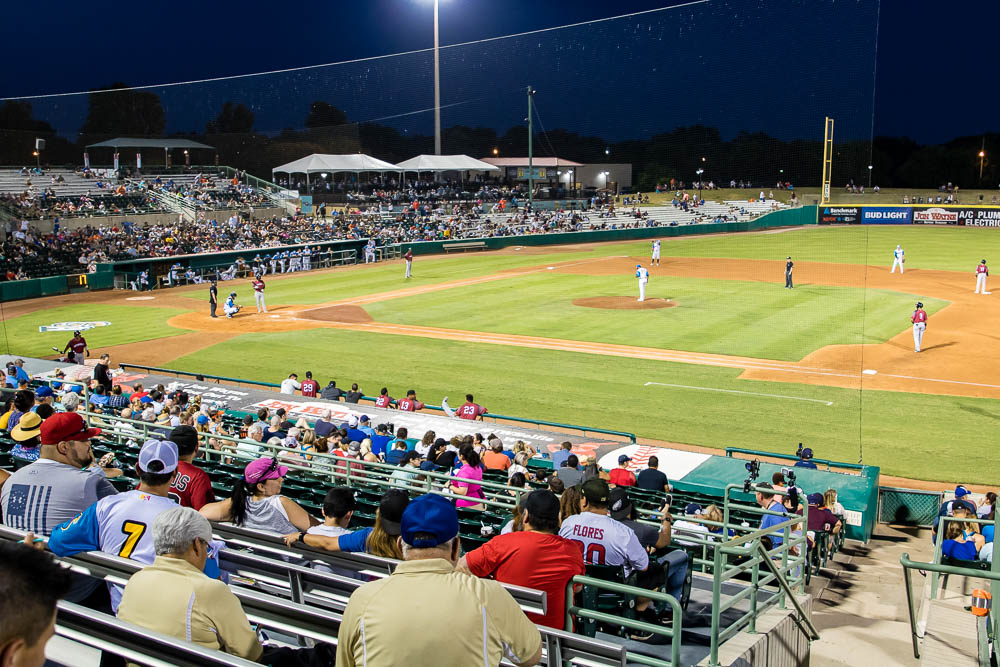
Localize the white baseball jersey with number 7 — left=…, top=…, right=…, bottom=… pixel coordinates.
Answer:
left=559, top=512, right=649, bottom=575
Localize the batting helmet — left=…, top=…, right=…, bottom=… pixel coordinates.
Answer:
left=916, top=302, right=923, bottom=308
left=229, top=292, right=237, bottom=298
left=982, top=259, right=988, bottom=264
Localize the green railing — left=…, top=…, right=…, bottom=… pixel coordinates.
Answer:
left=566, top=575, right=683, bottom=667
left=929, top=515, right=999, bottom=601
left=116, top=364, right=280, bottom=389
left=724, top=447, right=865, bottom=473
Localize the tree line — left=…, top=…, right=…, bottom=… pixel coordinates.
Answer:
left=1, top=84, right=997, bottom=191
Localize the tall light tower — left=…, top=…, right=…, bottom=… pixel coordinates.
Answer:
left=527, top=86, right=536, bottom=211
left=433, top=0, right=441, bottom=155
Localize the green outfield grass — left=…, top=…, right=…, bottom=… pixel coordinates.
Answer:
left=168, top=329, right=998, bottom=483
left=365, top=274, right=947, bottom=360
left=1, top=305, right=192, bottom=358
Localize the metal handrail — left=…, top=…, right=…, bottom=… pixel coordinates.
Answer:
left=724, top=447, right=866, bottom=472
left=752, top=542, right=820, bottom=640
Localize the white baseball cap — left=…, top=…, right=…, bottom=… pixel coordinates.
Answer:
left=139, top=439, right=179, bottom=474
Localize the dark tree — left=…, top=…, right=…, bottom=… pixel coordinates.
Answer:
left=79, top=82, right=166, bottom=137
left=0, top=101, right=55, bottom=132
left=205, top=102, right=255, bottom=134
left=305, top=101, right=348, bottom=129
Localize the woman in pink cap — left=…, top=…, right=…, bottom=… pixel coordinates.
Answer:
left=200, top=457, right=318, bottom=534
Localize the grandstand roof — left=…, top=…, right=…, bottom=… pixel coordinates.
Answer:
left=85, top=137, right=215, bottom=150
left=272, top=153, right=403, bottom=175
left=480, top=157, right=584, bottom=168
left=395, top=155, right=500, bottom=172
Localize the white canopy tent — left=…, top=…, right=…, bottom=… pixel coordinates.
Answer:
left=272, top=154, right=403, bottom=191
left=395, top=154, right=500, bottom=174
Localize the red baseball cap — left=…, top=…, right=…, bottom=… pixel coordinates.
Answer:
left=40, top=412, right=102, bottom=445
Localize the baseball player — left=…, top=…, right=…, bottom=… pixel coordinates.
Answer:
left=364, top=239, right=376, bottom=264
left=651, top=239, right=661, bottom=266
left=785, top=256, right=794, bottom=289
left=251, top=274, right=267, bottom=313
left=975, top=259, right=990, bottom=294
left=635, top=263, right=649, bottom=302
left=404, top=247, right=413, bottom=279
left=302, top=246, right=312, bottom=271
left=224, top=292, right=241, bottom=318
left=63, top=331, right=88, bottom=364
left=911, top=301, right=927, bottom=352
left=278, top=251, right=288, bottom=274
left=891, top=245, right=905, bottom=274
left=267, top=253, right=277, bottom=275
left=137, top=269, right=149, bottom=291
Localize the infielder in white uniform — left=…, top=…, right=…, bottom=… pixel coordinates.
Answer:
left=635, top=263, right=649, bottom=302
left=651, top=239, right=661, bottom=266
left=975, top=259, right=990, bottom=294
left=891, top=245, right=904, bottom=273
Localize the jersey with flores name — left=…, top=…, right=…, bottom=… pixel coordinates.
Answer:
left=558, top=511, right=649, bottom=575
left=48, top=490, right=178, bottom=611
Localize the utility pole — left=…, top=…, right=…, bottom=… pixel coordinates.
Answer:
left=433, top=0, right=441, bottom=155
left=527, top=86, right=536, bottom=212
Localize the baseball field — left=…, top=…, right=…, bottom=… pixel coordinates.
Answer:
left=5, top=224, right=1000, bottom=484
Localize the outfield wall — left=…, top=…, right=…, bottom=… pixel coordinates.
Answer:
left=818, top=204, right=1000, bottom=227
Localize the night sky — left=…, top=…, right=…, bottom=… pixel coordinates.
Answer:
left=1, top=0, right=996, bottom=145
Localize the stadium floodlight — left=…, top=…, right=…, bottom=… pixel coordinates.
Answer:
left=492, top=147, right=499, bottom=156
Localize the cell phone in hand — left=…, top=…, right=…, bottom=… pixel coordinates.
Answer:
left=664, top=493, right=673, bottom=507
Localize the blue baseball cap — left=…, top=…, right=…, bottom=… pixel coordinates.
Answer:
left=685, top=503, right=703, bottom=516
left=400, top=494, right=459, bottom=548
left=955, top=485, right=971, bottom=498
left=800, top=447, right=813, bottom=459
left=36, top=386, right=54, bottom=398
left=196, top=414, right=209, bottom=425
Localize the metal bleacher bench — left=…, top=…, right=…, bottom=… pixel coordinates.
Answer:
left=443, top=240, right=488, bottom=252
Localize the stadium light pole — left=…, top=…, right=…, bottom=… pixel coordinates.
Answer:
left=696, top=167, right=704, bottom=201
left=979, top=149, right=986, bottom=184
left=867, top=164, right=873, bottom=189
left=433, top=0, right=441, bottom=155
left=527, top=86, right=536, bottom=211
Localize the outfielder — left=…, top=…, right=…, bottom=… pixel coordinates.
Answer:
left=224, top=292, right=241, bottom=318
left=404, top=247, right=413, bottom=279
left=651, top=239, right=661, bottom=266
left=891, top=245, right=905, bottom=274
left=635, top=263, right=649, bottom=302
left=975, top=259, right=990, bottom=294
left=252, top=274, right=267, bottom=313
left=911, top=301, right=927, bottom=353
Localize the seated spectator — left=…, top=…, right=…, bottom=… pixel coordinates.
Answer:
left=391, top=451, right=423, bottom=489
left=824, top=488, right=845, bottom=516
left=509, top=452, right=531, bottom=480
left=447, top=444, right=485, bottom=509
left=337, top=494, right=542, bottom=667
left=374, top=387, right=394, bottom=408
left=314, top=408, right=336, bottom=437
left=794, top=447, right=818, bottom=469
left=547, top=476, right=565, bottom=495
left=672, top=503, right=711, bottom=546
left=88, top=384, right=110, bottom=407
left=345, top=383, right=363, bottom=403
left=554, top=454, right=584, bottom=488
left=609, top=488, right=688, bottom=603
left=551, top=441, right=573, bottom=469
left=107, top=384, right=130, bottom=410
left=483, top=440, right=512, bottom=471
left=636, top=456, right=670, bottom=493
left=287, top=489, right=409, bottom=560
left=199, top=457, right=318, bottom=534
left=609, top=455, right=637, bottom=487
left=9, top=411, right=43, bottom=462
left=0, top=540, right=72, bottom=667
left=168, top=425, right=214, bottom=510
left=512, top=440, right=537, bottom=459
left=458, top=489, right=584, bottom=628
left=308, top=487, right=356, bottom=537
left=755, top=484, right=790, bottom=547
left=385, top=438, right=409, bottom=466
left=933, top=485, right=977, bottom=540
left=977, top=492, right=996, bottom=519
left=415, top=430, right=436, bottom=457
left=806, top=493, right=842, bottom=542
left=941, top=520, right=983, bottom=560
left=320, top=380, right=344, bottom=401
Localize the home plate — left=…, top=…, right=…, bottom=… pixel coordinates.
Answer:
left=547, top=266, right=555, bottom=270
left=125, top=296, right=155, bottom=301
left=862, top=369, right=878, bottom=375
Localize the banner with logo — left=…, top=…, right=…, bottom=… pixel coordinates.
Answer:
left=958, top=209, right=1000, bottom=228
left=861, top=207, right=912, bottom=224
left=912, top=207, right=961, bottom=225
left=819, top=206, right=860, bottom=224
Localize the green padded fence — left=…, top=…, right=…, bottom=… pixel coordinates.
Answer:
left=878, top=486, right=943, bottom=527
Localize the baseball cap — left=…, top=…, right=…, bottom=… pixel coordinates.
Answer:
left=40, top=412, right=101, bottom=445
left=139, top=395, right=153, bottom=404
left=618, top=454, right=631, bottom=465
left=359, top=415, right=370, bottom=423
left=609, top=487, right=633, bottom=521
left=685, top=503, right=703, bottom=516
left=348, top=440, right=362, bottom=454
left=378, top=489, right=411, bottom=535
left=196, top=414, right=209, bottom=425
left=955, top=485, right=971, bottom=498
left=400, top=494, right=459, bottom=548
left=348, top=415, right=359, bottom=428
left=244, top=457, right=289, bottom=484
left=800, top=447, right=813, bottom=459
left=35, top=386, right=54, bottom=398
left=806, top=493, right=823, bottom=506
left=581, top=478, right=610, bottom=506
left=138, top=439, right=179, bottom=474
left=401, top=450, right=421, bottom=463
left=11, top=412, right=43, bottom=442
left=523, top=489, right=561, bottom=524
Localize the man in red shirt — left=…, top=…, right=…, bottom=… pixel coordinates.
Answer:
left=300, top=371, right=319, bottom=398
left=458, top=490, right=584, bottom=628
left=609, top=455, right=637, bottom=487
left=457, top=393, right=487, bottom=421
left=62, top=331, right=88, bottom=364
left=374, top=387, right=394, bottom=409
left=397, top=389, right=424, bottom=412
left=911, top=301, right=927, bottom=353
left=167, top=425, right=214, bottom=510
left=251, top=274, right=267, bottom=314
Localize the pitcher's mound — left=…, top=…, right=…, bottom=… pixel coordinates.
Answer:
left=573, top=297, right=676, bottom=310
left=299, top=305, right=374, bottom=323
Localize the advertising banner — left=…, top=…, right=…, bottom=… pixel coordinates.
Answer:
left=958, top=209, right=1000, bottom=228
left=819, top=206, right=860, bottom=224
left=912, top=207, right=960, bottom=225
left=861, top=207, right=912, bottom=224
left=299, top=195, right=313, bottom=215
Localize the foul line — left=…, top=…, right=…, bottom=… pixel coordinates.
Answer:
left=644, top=382, right=834, bottom=406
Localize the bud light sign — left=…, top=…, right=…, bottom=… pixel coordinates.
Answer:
left=861, top=207, right=912, bottom=224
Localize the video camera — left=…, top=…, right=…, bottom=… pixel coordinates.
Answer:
left=743, top=458, right=761, bottom=494
left=781, top=467, right=799, bottom=507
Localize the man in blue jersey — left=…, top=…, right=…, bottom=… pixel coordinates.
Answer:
left=635, top=263, right=649, bottom=302
left=48, top=438, right=180, bottom=611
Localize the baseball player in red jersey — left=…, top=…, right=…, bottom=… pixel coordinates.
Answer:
left=457, top=393, right=488, bottom=420
left=404, top=247, right=413, bottom=279
left=63, top=331, right=88, bottom=364
left=300, top=371, right=319, bottom=397
left=397, top=389, right=425, bottom=412
left=374, top=387, right=395, bottom=408
left=252, top=274, right=267, bottom=313
left=975, top=259, right=990, bottom=294
left=911, top=301, right=927, bottom=352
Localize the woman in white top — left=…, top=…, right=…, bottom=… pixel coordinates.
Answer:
left=200, top=457, right=318, bottom=535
